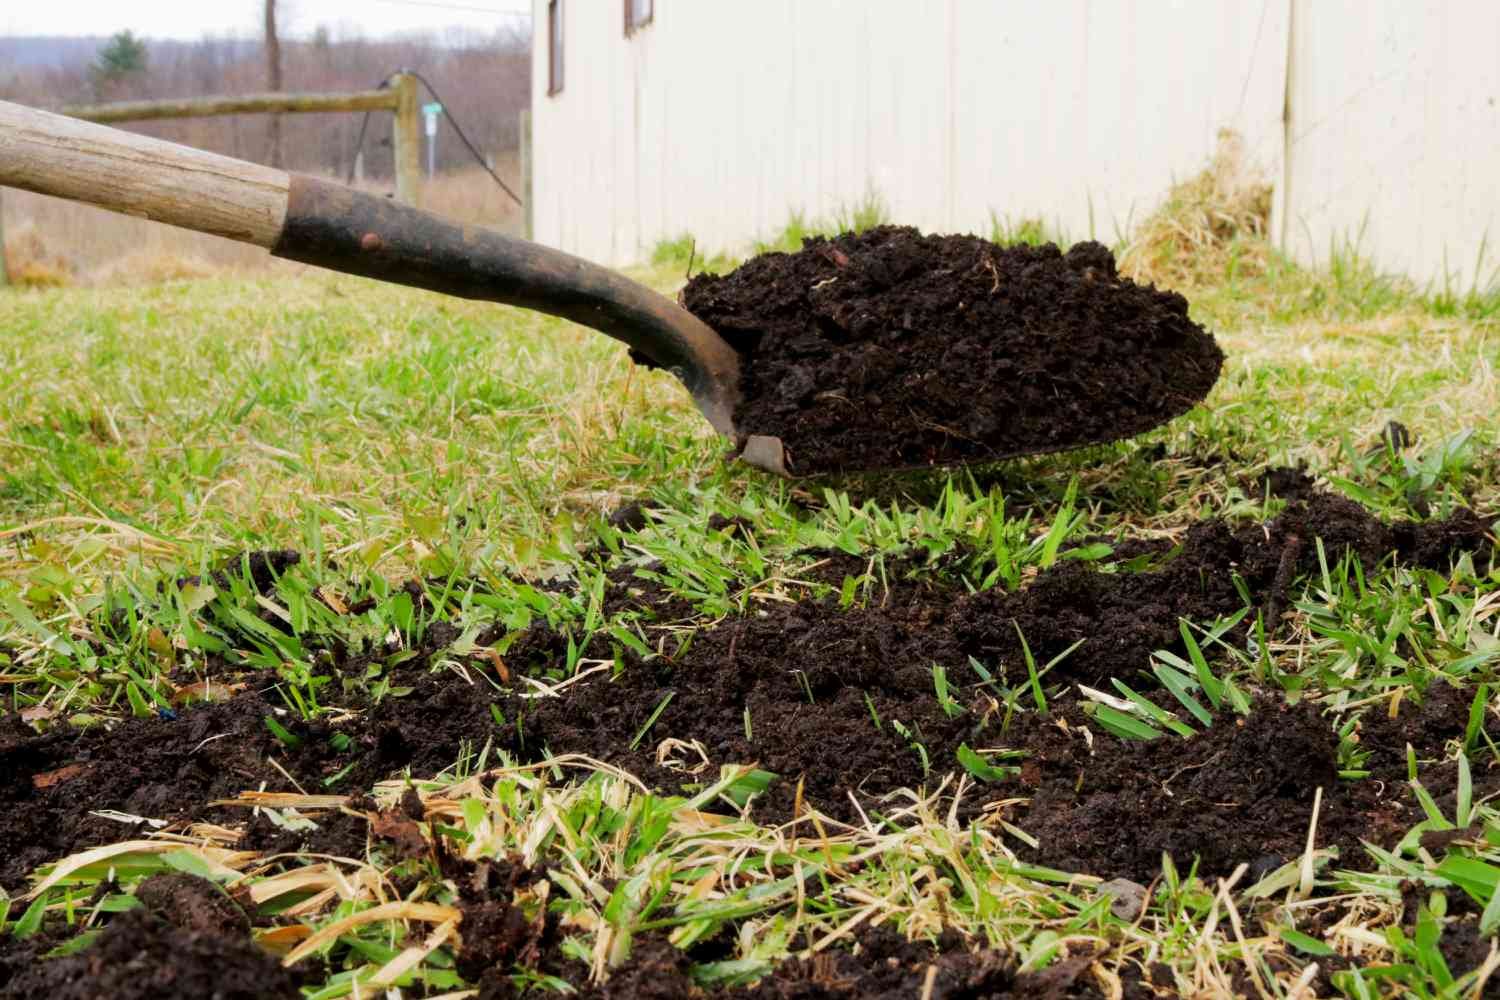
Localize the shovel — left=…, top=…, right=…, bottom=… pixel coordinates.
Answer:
left=0, top=99, right=791, bottom=475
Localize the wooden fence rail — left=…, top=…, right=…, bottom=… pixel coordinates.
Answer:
left=60, top=89, right=399, bottom=123
left=56, top=73, right=422, bottom=206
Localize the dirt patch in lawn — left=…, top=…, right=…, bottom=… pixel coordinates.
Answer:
left=681, top=227, right=1224, bottom=474
left=1, top=481, right=1492, bottom=895
left=1002, top=698, right=1410, bottom=882
left=0, top=661, right=503, bottom=891
left=953, top=484, right=1494, bottom=689
left=478, top=926, right=1119, bottom=1000
left=497, top=615, right=1410, bottom=881
left=0, top=875, right=302, bottom=1000
left=1360, top=682, right=1492, bottom=793
left=489, top=484, right=1491, bottom=843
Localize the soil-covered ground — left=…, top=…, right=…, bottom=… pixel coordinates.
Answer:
left=680, top=228, right=1224, bottom=473
left=0, top=874, right=305, bottom=1000
left=474, top=926, right=1124, bottom=1000
left=0, top=469, right=1495, bottom=995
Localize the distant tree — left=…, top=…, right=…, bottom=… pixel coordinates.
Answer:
left=89, top=31, right=147, bottom=97
left=312, top=25, right=332, bottom=50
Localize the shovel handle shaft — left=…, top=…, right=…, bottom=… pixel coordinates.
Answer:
left=0, top=99, right=289, bottom=246
left=0, top=100, right=741, bottom=434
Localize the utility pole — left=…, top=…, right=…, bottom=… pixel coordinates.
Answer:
left=264, top=0, right=283, bottom=168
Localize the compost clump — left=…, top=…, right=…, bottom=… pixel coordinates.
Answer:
left=683, top=226, right=1224, bottom=473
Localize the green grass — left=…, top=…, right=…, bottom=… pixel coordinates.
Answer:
left=747, top=187, right=891, bottom=256
left=1, top=244, right=1499, bottom=997
left=989, top=211, right=1070, bottom=250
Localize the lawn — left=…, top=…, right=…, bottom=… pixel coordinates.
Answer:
left=0, top=229, right=1498, bottom=998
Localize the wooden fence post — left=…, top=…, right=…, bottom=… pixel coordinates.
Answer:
left=391, top=73, right=422, bottom=207
left=519, top=109, right=533, bottom=240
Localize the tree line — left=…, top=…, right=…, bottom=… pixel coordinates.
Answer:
left=0, top=26, right=530, bottom=182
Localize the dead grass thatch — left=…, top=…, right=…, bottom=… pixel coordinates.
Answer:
left=3, top=223, right=75, bottom=288
left=1119, top=129, right=1273, bottom=289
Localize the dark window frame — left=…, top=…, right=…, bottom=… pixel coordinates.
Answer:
left=548, top=0, right=564, bottom=95
left=623, top=0, right=653, bottom=36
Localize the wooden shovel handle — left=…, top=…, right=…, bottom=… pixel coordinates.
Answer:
left=0, top=99, right=289, bottom=246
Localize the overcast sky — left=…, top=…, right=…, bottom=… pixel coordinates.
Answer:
left=0, top=0, right=533, bottom=41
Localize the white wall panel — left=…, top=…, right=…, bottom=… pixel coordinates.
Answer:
left=532, top=0, right=1498, bottom=288
left=1278, top=1, right=1500, bottom=289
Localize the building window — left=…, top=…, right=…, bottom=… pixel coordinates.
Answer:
left=548, top=0, right=563, bottom=95
left=624, top=0, right=653, bottom=35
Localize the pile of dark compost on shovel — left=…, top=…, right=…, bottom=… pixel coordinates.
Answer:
left=682, top=227, right=1224, bottom=473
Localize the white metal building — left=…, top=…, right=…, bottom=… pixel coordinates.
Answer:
left=530, top=1, right=1500, bottom=289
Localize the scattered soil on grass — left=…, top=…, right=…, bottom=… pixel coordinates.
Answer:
left=452, top=856, right=559, bottom=984
left=953, top=485, right=1494, bottom=690
left=1437, top=919, right=1500, bottom=998
left=480, top=927, right=1116, bottom=1000
left=1358, top=683, right=1495, bottom=786
left=488, top=484, right=1491, bottom=842
left=133, top=872, right=251, bottom=937
left=238, top=795, right=377, bottom=859
left=495, top=597, right=973, bottom=825
left=0, top=922, right=72, bottom=997
left=0, top=882, right=301, bottom=1000
left=681, top=228, right=1224, bottom=474
left=2, top=476, right=1490, bottom=896
left=0, top=673, right=502, bottom=891
left=1001, top=698, right=1411, bottom=883
left=501, top=617, right=1411, bottom=881
left=179, top=548, right=302, bottom=592
left=0, top=691, right=318, bottom=891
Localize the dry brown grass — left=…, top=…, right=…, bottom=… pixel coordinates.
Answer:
left=1118, top=129, right=1273, bottom=290
left=1, top=157, right=521, bottom=287
left=418, top=155, right=523, bottom=230
left=2, top=221, right=78, bottom=287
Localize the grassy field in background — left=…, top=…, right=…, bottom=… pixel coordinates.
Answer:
left=1, top=194, right=1500, bottom=997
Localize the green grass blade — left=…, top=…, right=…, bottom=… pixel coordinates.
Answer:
left=1110, top=679, right=1196, bottom=738
left=1435, top=855, right=1500, bottom=903
left=1178, top=619, right=1223, bottom=709
left=1152, top=662, right=1212, bottom=726
left=1481, top=873, right=1500, bottom=935
left=956, top=743, right=1019, bottom=782
left=630, top=691, right=676, bottom=750
left=1092, top=704, right=1162, bottom=741
left=1409, top=779, right=1453, bottom=830
left=1014, top=622, right=1047, bottom=713
left=1038, top=476, right=1078, bottom=570
left=1279, top=927, right=1335, bottom=957
left=1456, top=753, right=1473, bottom=827
left=1465, top=685, right=1489, bottom=753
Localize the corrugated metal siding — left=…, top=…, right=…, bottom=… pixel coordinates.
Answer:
left=533, top=0, right=1499, bottom=288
